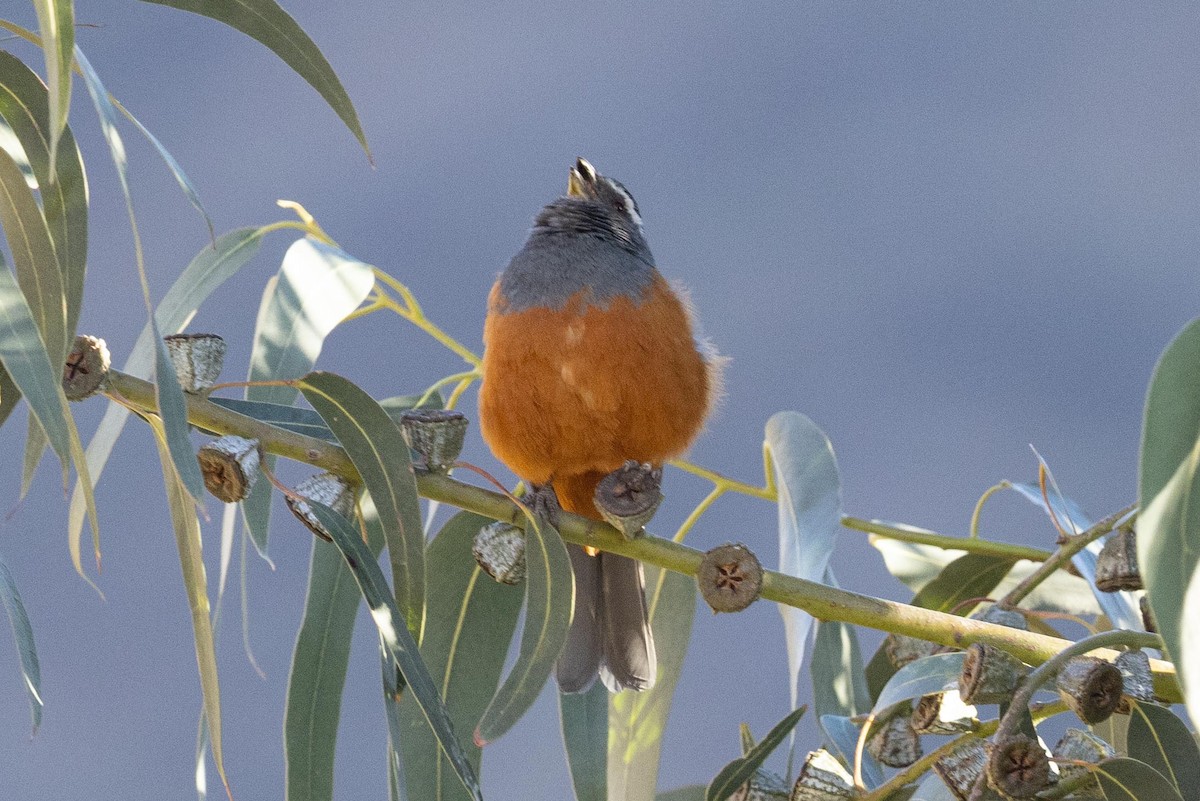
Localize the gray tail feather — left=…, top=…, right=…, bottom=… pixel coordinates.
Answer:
left=557, top=547, right=657, bottom=693
left=599, top=552, right=656, bottom=692
left=557, top=544, right=602, bottom=693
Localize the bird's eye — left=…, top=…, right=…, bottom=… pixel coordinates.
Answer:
left=611, top=198, right=627, bottom=213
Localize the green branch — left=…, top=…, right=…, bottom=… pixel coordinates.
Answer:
left=100, top=368, right=1181, bottom=703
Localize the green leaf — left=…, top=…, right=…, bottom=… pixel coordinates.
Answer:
left=398, top=512, right=523, bottom=801
left=144, top=414, right=228, bottom=794
left=305, top=501, right=481, bottom=801
left=560, top=682, right=607, bottom=801
left=811, top=569, right=870, bottom=720
left=283, top=519, right=380, bottom=801
left=0, top=362, right=19, bottom=429
left=475, top=514, right=573, bottom=745
left=240, top=238, right=375, bottom=556
left=1125, top=700, right=1200, bottom=801
left=765, top=411, right=842, bottom=712
left=297, top=371, right=425, bottom=640
left=656, top=787, right=706, bottom=801
left=208, top=394, right=436, bottom=441
left=1139, top=317, right=1200, bottom=720
left=1093, top=711, right=1130, bottom=757
left=68, top=228, right=265, bottom=577
left=74, top=44, right=208, bottom=504
left=139, top=0, right=370, bottom=158
left=0, top=143, right=66, bottom=366
left=873, top=652, right=966, bottom=715
left=0, top=555, right=42, bottom=732
left=30, top=0, right=72, bottom=172
left=0, top=49, right=89, bottom=342
left=0, top=254, right=98, bottom=580
left=705, top=706, right=806, bottom=801
left=1094, top=757, right=1184, bottom=801
left=114, top=99, right=213, bottom=240
left=608, top=567, right=698, bottom=801
left=819, top=715, right=884, bottom=790
left=865, top=551, right=1017, bottom=699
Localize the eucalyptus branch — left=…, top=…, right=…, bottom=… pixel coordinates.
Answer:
left=99, top=369, right=1182, bottom=703
left=996, top=503, right=1136, bottom=609
left=841, top=516, right=1053, bottom=562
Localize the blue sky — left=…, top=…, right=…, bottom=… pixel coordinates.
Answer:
left=0, top=3, right=1196, bottom=799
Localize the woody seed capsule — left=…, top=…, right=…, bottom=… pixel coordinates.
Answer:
left=789, top=749, right=856, bottom=801
left=398, top=408, right=468, bottom=471
left=1094, top=529, right=1142, bottom=592
left=472, top=522, right=526, bottom=585
left=1056, top=656, right=1123, bottom=725
left=912, top=690, right=978, bottom=735
left=1113, top=649, right=1154, bottom=707
left=286, top=472, right=356, bottom=541
left=884, top=633, right=939, bottom=669
left=594, top=460, right=663, bottom=538
left=62, top=335, right=111, bottom=400
left=986, top=734, right=1051, bottom=800
left=1051, top=728, right=1114, bottom=798
left=959, top=643, right=1030, bottom=706
left=934, top=739, right=1003, bottom=801
left=163, top=333, right=226, bottom=393
left=867, top=712, right=922, bottom=768
left=197, top=436, right=261, bottom=502
left=730, top=769, right=789, bottom=801
left=971, top=605, right=1028, bottom=631
left=697, top=543, right=763, bottom=613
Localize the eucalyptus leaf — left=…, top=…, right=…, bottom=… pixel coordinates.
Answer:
left=139, top=0, right=370, bottom=158
left=705, top=706, right=806, bottom=801
left=297, top=371, right=425, bottom=640
left=1139, top=317, right=1200, bottom=723
left=399, top=512, right=523, bottom=801
left=819, top=715, right=884, bottom=790
left=872, top=652, right=966, bottom=715
left=306, top=502, right=481, bottom=801
left=67, top=228, right=265, bottom=577
left=608, top=567, right=698, bottom=801
left=241, top=237, right=375, bottom=556
left=144, top=414, right=228, bottom=792
left=811, top=568, right=870, bottom=721
left=1094, top=757, right=1184, bottom=801
left=30, top=0, right=72, bottom=171
left=475, top=514, right=573, bottom=745
left=1125, top=700, right=1200, bottom=801
left=561, top=682, right=607, bottom=801
left=0, top=555, right=42, bottom=732
left=765, top=411, right=842, bottom=712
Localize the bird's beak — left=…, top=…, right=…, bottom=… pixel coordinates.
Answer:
left=567, top=157, right=597, bottom=197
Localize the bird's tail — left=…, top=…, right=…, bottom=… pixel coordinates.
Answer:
left=553, top=471, right=657, bottom=693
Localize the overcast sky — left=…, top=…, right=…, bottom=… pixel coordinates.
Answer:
left=1, top=3, right=1197, bottom=799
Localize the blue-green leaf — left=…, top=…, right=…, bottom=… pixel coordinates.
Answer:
left=819, top=715, right=884, bottom=790
left=305, top=501, right=481, bottom=801
left=705, top=706, right=806, bottom=801
left=144, top=414, right=228, bottom=794
left=68, top=228, right=265, bottom=573
left=0, top=254, right=98, bottom=578
left=1139, top=317, right=1200, bottom=722
left=139, top=0, right=370, bottom=159
left=297, top=371, right=425, bottom=640
left=75, top=44, right=207, bottom=503
left=1125, top=700, right=1200, bottom=801
left=208, top=394, right=436, bottom=442
left=30, top=0, right=73, bottom=172
left=873, top=652, right=966, bottom=715
left=1094, top=757, right=1184, bottom=801
left=811, top=568, right=869, bottom=721
left=1008, top=481, right=1141, bottom=631
left=0, top=555, right=41, bottom=732
left=561, top=682, right=607, bottom=801
left=475, top=514, right=573, bottom=745
left=765, top=411, right=842, bottom=711
left=240, top=237, right=375, bottom=557
left=398, top=512, right=523, bottom=801
left=608, top=567, right=698, bottom=801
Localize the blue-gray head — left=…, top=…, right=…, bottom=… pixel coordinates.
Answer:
left=498, top=158, right=657, bottom=312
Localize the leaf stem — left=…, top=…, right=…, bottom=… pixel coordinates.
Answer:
left=841, top=516, right=1053, bottom=562
left=371, top=269, right=482, bottom=369
left=969, top=480, right=1011, bottom=538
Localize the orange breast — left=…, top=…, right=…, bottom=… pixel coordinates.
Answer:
left=479, top=273, right=715, bottom=486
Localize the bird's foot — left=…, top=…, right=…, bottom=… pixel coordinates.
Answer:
left=524, top=482, right=562, bottom=528
left=594, top=461, right=663, bottom=539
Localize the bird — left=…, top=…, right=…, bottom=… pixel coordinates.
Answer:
left=479, top=158, right=721, bottom=692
